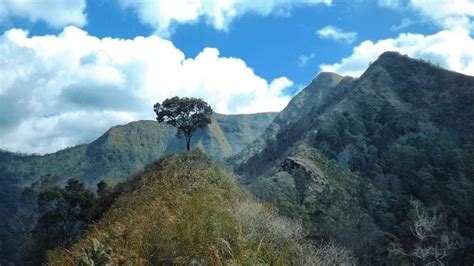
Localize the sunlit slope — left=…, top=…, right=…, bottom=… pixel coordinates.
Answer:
left=48, top=150, right=320, bottom=265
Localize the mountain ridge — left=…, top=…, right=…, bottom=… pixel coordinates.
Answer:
left=233, top=51, right=474, bottom=264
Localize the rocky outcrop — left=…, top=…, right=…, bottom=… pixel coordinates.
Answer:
left=280, top=156, right=328, bottom=204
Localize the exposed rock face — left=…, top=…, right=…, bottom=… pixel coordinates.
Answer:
left=281, top=156, right=327, bottom=182
left=281, top=156, right=328, bottom=203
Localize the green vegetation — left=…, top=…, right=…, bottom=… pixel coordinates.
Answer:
left=47, top=150, right=347, bottom=265
left=154, top=96, right=213, bottom=151
left=306, top=52, right=474, bottom=263
left=80, top=238, right=112, bottom=266
left=245, top=145, right=385, bottom=262
left=26, top=178, right=96, bottom=263
left=234, top=52, right=474, bottom=264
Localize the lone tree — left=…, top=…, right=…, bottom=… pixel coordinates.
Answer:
left=154, top=96, right=213, bottom=151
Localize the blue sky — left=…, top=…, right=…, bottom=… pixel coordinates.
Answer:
left=1, top=0, right=474, bottom=153
left=0, top=0, right=437, bottom=86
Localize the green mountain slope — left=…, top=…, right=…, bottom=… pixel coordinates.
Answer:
left=230, top=72, right=355, bottom=173
left=233, top=52, right=474, bottom=264
left=47, top=150, right=331, bottom=265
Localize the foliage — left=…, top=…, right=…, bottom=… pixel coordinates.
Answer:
left=247, top=145, right=386, bottom=262
left=80, top=238, right=112, bottom=266
left=234, top=52, right=474, bottom=264
left=309, top=101, right=473, bottom=263
left=26, top=178, right=96, bottom=264
left=154, top=96, right=213, bottom=150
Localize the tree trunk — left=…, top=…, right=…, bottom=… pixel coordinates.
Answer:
left=186, top=136, right=191, bottom=151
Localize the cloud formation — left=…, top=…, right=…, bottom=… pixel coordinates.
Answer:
left=0, top=0, right=86, bottom=28
left=316, top=25, right=358, bottom=44
left=380, top=0, right=474, bottom=32
left=409, top=0, right=474, bottom=32
left=0, top=27, right=293, bottom=154
left=120, top=0, right=332, bottom=36
left=320, top=29, right=474, bottom=77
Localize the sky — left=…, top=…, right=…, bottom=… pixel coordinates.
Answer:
left=1, top=0, right=474, bottom=154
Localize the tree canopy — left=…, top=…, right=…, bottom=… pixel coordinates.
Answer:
left=154, top=97, right=213, bottom=151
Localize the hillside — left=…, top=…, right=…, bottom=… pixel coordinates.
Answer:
left=233, top=52, right=474, bottom=264
left=46, top=150, right=347, bottom=265
left=0, top=112, right=276, bottom=264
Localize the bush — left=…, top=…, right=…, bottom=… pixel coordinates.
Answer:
left=80, top=238, right=112, bottom=266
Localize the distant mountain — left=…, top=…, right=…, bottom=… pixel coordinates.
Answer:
left=0, top=112, right=276, bottom=264
left=0, top=112, right=276, bottom=186
left=233, top=52, right=474, bottom=264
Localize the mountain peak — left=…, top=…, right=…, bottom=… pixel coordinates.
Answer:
left=363, top=51, right=474, bottom=86
left=313, top=72, right=344, bottom=84
left=371, top=51, right=460, bottom=77
left=373, top=51, right=419, bottom=67
left=378, top=51, right=406, bottom=59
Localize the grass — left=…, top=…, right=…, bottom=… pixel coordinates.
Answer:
left=47, top=149, right=321, bottom=265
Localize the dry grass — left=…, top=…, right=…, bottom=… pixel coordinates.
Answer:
left=47, top=150, right=327, bottom=265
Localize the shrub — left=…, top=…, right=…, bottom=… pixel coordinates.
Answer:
left=79, top=238, right=112, bottom=266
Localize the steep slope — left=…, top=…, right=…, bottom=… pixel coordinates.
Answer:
left=231, top=72, right=355, bottom=176
left=234, top=52, right=474, bottom=264
left=47, top=150, right=326, bottom=265
left=0, top=112, right=276, bottom=264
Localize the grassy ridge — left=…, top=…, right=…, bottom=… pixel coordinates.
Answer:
left=48, top=150, right=324, bottom=265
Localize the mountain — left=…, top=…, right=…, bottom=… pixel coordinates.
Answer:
left=232, top=52, right=474, bottom=264
left=0, top=112, right=276, bottom=264
left=0, top=112, right=276, bottom=186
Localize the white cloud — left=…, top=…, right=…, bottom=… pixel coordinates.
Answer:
left=319, top=29, right=474, bottom=77
left=316, top=25, right=358, bottom=44
left=0, top=27, right=293, bottom=154
left=0, top=0, right=86, bottom=28
left=120, top=0, right=332, bottom=37
left=380, top=0, right=474, bottom=32
left=298, top=52, right=315, bottom=67
left=409, top=0, right=474, bottom=31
